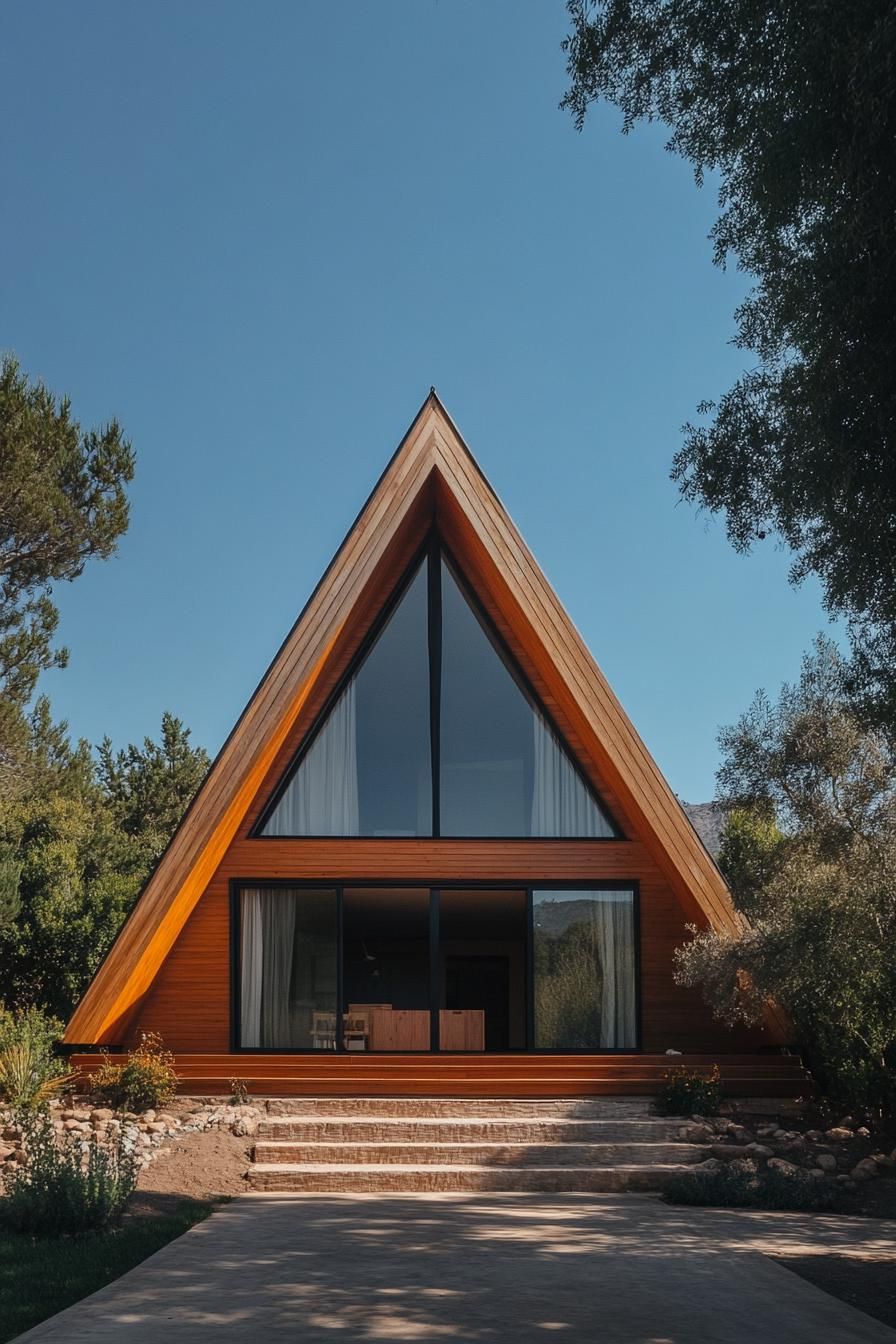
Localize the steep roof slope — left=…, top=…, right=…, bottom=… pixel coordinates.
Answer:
left=66, top=393, right=745, bottom=1045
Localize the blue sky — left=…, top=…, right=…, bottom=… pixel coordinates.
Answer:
left=2, top=1, right=834, bottom=801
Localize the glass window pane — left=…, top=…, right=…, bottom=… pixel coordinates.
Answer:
left=343, top=888, right=430, bottom=1051
left=532, top=889, right=636, bottom=1048
left=261, top=559, right=432, bottom=836
left=240, top=887, right=337, bottom=1048
left=439, top=556, right=615, bottom=837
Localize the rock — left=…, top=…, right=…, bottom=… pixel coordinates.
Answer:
left=726, top=1124, right=749, bottom=1144
left=686, top=1124, right=715, bottom=1144
left=232, top=1116, right=258, bottom=1137
left=12, top=1148, right=26, bottom=1164
left=743, top=1143, right=773, bottom=1160
left=871, top=1152, right=896, bottom=1169
left=709, top=1144, right=741, bottom=1162
left=767, top=1158, right=798, bottom=1175
left=1, top=1126, right=19, bottom=1142
left=157, top=1113, right=177, bottom=1127
left=807, top=1168, right=827, bottom=1180
left=146, top=1122, right=167, bottom=1134
left=757, top=1124, right=777, bottom=1137
left=665, top=1049, right=682, bottom=1055
left=856, top=1126, right=871, bottom=1138
left=90, top=1108, right=114, bottom=1122
left=695, top=1158, right=724, bottom=1175
left=816, top=1153, right=837, bottom=1172
left=141, top=1110, right=156, bottom=1124
left=805, top=1129, right=823, bottom=1143
left=773, top=1129, right=789, bottom=1140
left=837, top=1116, right=856, bottom=1129
left=836, top=1176, right=856, bottom=1190
left=851, top=1158, right=879, bottom=1181
left=63, top=1118, right=87, bottom=1132
left=825, top=1127, right=853, bottom=1141
left=728, top=1158, right=757, bottom=1177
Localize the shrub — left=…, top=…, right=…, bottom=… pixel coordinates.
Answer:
left=655, top=1065, right=722, bottom=1116
left=91, top=1033, right=177, bottom=1112
left=0, top=1109, right=139, bottom=1236
left=0, top=1005, right=72, bottom=1109
left=663, top=1162, right=845, bottom=1213
left=229, top=1078, right=249, bottom=1105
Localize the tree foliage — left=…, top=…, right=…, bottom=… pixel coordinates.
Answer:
left=675, top=638, right=896, bottom=1110
left=0, top=355, right=134, bottom=784
left=563, top=1, right=896, bottom=718
left=0, top=707, right=208, bottom=1019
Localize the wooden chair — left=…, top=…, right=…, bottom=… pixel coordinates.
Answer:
left=342, top=1011, right=369, bottom=1051
left=310, top=1011, right=337, bottom=1050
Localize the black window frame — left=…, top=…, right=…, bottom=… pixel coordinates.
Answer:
left=252, top=534, right=623, bottom=841
left=229, top=877, right=641, bottom=1054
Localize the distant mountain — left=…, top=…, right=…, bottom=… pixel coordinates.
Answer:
left=680, top=801, right=725, bottom=859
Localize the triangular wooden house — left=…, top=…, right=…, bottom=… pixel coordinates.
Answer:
left=68, top=394, right=800, bottom=1097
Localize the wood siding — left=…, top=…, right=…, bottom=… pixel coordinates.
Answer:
left=119, top=838, right=770, bottom=1056
left=66, top=393, right=782, bottom=1053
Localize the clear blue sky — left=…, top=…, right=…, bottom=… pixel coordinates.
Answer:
left=1, top=1, right=834, bottom=802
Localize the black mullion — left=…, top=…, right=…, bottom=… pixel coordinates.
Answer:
left=427, top=537, right=442, bottom=836
left=335, top=885, right=344, bottom=1054
left=429, top=888, right=440, bottom=1051
left=526, top=887, right=535, bottom=1051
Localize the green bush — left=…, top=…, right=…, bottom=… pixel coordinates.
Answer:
left=0, top=1005, right=72, bottom=1109
left=0, top=1110, right=138, bottom=1236
left=91, top=1032, right=177, bottom=1112
left=655, top=1064, right=722, bottom=1116
left=664, top=1162, right=845, bottom=1212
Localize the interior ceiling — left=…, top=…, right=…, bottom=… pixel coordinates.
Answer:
left=342, top=888, right=527, bottom=940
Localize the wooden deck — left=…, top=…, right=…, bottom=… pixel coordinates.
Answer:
left=69, top=1052, right=813, bottom=1098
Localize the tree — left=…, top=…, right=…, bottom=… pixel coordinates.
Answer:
left=0, top=709, right=208, bottom=1019
left=97, top=713, right=210, bottom=873
left=563, top=2, right=896, bottom=720
left=674, top=638, right=896, bottom=1111
left=0, top=355, right=134, bottom=786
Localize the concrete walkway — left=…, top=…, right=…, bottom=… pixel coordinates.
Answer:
left=14, top=1193, right=896, bottom=1343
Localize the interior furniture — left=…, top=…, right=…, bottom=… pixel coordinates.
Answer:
left=368, top=1008, right=430, bottom=1051
left=310, top=1011, right=337, bottom=1050
left=439, top=1009, right=485, bottom=1051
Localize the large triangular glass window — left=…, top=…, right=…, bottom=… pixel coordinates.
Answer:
left=439, top=556, right=615, bottom=837
left=261, top=558, right=432, bottom=836
left=258, top=544, right=618, bottom=838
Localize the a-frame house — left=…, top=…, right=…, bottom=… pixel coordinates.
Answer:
left=67, top=394, right=805, bottom=1097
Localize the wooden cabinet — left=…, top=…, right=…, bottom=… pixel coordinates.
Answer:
left=369, top=1009, right=430, bottom=1051
left=439, top=1009, right=485, bottom=1052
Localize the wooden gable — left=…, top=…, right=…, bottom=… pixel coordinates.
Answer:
left=65, top=392, right=743, bottom=1045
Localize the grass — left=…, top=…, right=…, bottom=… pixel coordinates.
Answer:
left=0, top=1199, right=214, bottom=1343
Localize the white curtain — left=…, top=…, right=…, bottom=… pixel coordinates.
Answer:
left=240, top=888, right=298, bottom=1048
left=260, top=890, right=297, bottom=1046
left=531, top=712, right=615, bottom=837
left=263, top=681, right=360, bottom=835
left=594, top=892, right=637, bottom=1048
left=240, top=889, right=263, bottom=1047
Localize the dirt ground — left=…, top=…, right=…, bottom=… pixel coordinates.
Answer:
left=135, top=1128, right=252, bottom=1206
left=776, top=1255, right=896, bottom=1333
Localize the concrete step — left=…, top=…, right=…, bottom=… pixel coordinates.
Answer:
left=253, top=1139, right=709, bottom=1167
left=263, top=1097, right=657, bottom=1119
left=248, top=1162, right=693, bottom=1193
left=256, top=1116, right=690, bottom=1143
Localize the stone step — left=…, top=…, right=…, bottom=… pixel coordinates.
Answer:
left=248, top=1162, right=692, bottom=1193
left=253, top=1139, right=709, bottom=1167
left=263, top=1097, right=657, bottom=1119
left=257, top=1116, right=690, bottom=1143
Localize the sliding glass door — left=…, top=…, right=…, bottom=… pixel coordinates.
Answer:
left=235, top=883, right=638, bottom=1052
left=239, top=887, right=338, bottom=1049
left=531, top=888, right=637, bottom=1049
